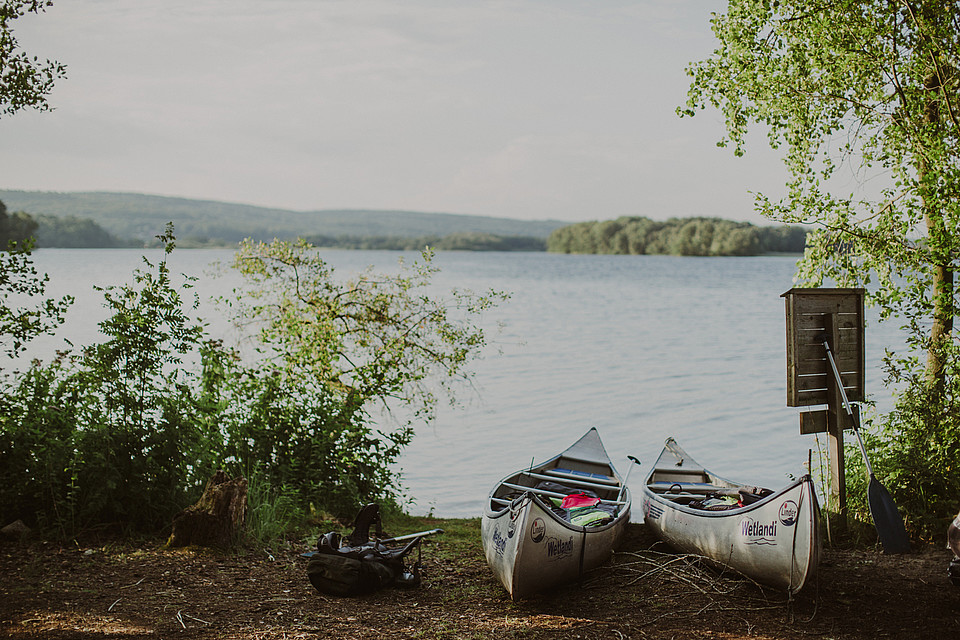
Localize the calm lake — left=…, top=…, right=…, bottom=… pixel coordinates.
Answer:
left=18, top=249, right=905, bottom=519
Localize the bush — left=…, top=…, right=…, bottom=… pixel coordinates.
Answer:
left=844, top=345, right=960, bottom=540
left=205, top=350, right=413, bottom=518
left=0, top=228, right=502, bottom=538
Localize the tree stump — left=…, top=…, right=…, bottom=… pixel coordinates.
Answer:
left=167, top=471, right=247, bottom=548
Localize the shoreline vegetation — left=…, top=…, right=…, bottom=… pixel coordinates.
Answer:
left=1, top=191, right=805, bottom=255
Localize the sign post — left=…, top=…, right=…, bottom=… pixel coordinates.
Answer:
left=782, top=288, right=865, bottom=519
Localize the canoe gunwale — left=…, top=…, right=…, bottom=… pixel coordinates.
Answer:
left=643, top=474, right=814, bottom=520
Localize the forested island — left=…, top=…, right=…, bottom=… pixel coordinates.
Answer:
left=547, top=216, right=807, bottom=256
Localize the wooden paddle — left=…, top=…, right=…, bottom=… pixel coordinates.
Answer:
left=822, top=337, right=911, bottom=554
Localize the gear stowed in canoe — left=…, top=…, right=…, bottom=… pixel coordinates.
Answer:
left=641, top=438, right=821, bottom=594
left=480, top=427, right=634, bottom=599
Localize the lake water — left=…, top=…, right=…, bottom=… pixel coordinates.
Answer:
left=16, top=249, right=906, bottom=519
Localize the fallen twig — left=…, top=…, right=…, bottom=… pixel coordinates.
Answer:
left=182, top=612, right=211, bottom=625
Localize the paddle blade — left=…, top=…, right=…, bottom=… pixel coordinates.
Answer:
left=867, top=476, right=911, bottom=554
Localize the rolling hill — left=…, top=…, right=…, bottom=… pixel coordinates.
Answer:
left=0, top=190, right=566, bottom=245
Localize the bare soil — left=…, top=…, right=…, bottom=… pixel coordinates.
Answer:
left=2, top=518, right=958, bottom=639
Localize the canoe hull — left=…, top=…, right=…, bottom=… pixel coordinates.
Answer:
left=482, top=493, right=628, bottom=599
left=481, top=428, right=631, bottom=599
left=642, top=439, right=820, bottom=593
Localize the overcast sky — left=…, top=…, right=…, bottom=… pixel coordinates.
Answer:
left=1, top=0, right=789, bottom=223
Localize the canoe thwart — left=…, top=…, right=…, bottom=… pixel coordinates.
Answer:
left=521, top=470, right=620, bottom=494
left=543, top=467, right=619, bottom=485
left=648, top=482, right=739, bottom=496
left=500, top=482, right=626, bottom=506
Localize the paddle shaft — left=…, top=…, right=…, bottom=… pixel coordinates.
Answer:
left=617, top=455, right=641, bottom=504
left=822, top=338, right=874, bottom=476
left=822, top=335, right=911, bottom=553
left=378, top=528, right=444, bottom=545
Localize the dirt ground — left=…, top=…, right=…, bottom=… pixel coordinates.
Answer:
left=2, top=518, right=958, bottom=640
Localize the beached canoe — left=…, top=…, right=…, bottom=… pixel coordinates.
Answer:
left=641, top=438, right=820, bottom=594
left=481, top=428, right=632, bottom=599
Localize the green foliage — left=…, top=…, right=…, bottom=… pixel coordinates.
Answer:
left=0, top=230, right=72, bottom=360
left=546, top=216, right=806, bottom=255
left=201, top=347, right=410, bottom=518
left=243, top=468, right=307, bottom=546
left=225, top=238, right=509, bottom=425
left=0, top=357, right=81, bottom=534
left=686, top=1, right=960, bottom=534
left=0, top=1, right=67, bottom=116
left=0, top=226, right=217, bottom=534
left=0, top=227, right=507, bottom=537
left=844, top=346, right=960, bottom=540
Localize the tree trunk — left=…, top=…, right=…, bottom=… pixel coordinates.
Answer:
left=167, top=471, right=248, bottom=548
left=920, top=67, right=954, bottom=396
left=927, top=263, right=954, bottom=394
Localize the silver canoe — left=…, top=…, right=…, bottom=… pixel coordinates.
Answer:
left=481, top=427, right=631, bottom=599
left=641, top=438, right=820, bottom=594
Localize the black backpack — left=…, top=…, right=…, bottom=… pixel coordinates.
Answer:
left=306, top=504, right=423, bottom=597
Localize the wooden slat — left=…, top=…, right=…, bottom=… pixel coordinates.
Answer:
left=794, top=371, right=859, bottom=391
left=794, top=357, right=861, bottom=377
left=794, top=313, right=861, bottom=332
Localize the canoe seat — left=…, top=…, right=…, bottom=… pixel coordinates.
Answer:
left=651, top=467, right=709, bottom=485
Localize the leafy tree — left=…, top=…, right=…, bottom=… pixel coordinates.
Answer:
left=224, top=239, right=510, bottom=426
left=0, top=201, right=72, bottom=360
left=0, top=225, right=218, bottom=533
left=683, top=1, right=960, bottom=536
left=1, top=1, right=66, bottom=116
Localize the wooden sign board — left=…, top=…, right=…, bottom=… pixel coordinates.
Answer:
left=782, top=287, right=865, bottom=409
left=783, top=288, right=864, bottom=515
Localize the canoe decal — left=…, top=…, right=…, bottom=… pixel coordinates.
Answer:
left=645, top=500, right=663, bottom=520
left=779, top=501, right=799, bottom=527
left=530, top=518, right=545, bottom=543
left=491, top=527, right=508, bottom=557
left=740, top=517, right=778, bottom=546
left=545, top=535, right=575, bottom=560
